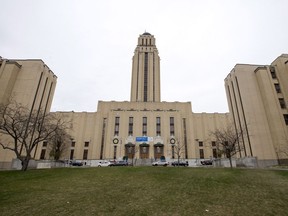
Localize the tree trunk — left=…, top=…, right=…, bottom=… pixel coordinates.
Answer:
left=228, top=157, right=233, bottom=169
left=21, top=158, right=29, bottom=171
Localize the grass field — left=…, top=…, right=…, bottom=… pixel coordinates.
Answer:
left=0, top=167, right=288, bottom=216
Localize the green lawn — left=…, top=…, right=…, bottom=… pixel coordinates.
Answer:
left=0, top=167, right=287, bottom=216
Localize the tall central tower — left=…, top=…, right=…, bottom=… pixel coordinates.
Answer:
left=130, top=32, right=161, bottom=102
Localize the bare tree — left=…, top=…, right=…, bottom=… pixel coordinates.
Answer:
left=171, top=138, right=186, bottom=166
left=275, top=137, right=288, bottom=165
left=0, top=101, right=69, bottom=171
left=48, top=127, right=71, bottom=161
left=210, top=124, right=246, bottom=168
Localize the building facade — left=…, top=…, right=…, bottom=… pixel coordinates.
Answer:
left=0, top=34, right=287, bottom=168
left=0, top=58, right=57, bottom=168
left=225, top=54, right=288, bottom=166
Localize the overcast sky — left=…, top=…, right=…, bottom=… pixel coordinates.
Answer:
left=1, top=0, right=288, bottom=113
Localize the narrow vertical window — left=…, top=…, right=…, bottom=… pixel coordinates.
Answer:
left=113, top=146, right=117, bottom=159
left=283, top=114, right=288, bottom=125
left=144, top=52, right=148, bottom=102
left=100, top=118, right=107, bottom=159
left=199, top=149, right=204, bottom=159
left=275, top=83, right=281, bottom=93
left=40, top=149, right=46, bottom=159
left=279, top=98, right=286, bottom=109
left=70, top=149, right=74, bottom=160
left=212, top=149, right=217, bottom=158
left=156, top=117, right=161, bottom=136
left=114, top=117, right=120, bottom=136
left=128, top=117, right=134, bottom=136
left=83, top=149, right=88, bottom=160
left=142, top=117, right=147, bottom=136
left=170, top=117, right=175, bottom=136
left=270, top=66, right=277, bottom=79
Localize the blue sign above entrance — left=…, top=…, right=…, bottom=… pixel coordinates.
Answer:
left=136, top=137, right=148, bottom=142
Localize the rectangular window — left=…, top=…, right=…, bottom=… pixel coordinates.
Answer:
left=156, top=117, right=161, bottom=136
left=212, top=149, right=217, bottom=158
left=142, top=117, right=147, bottom=136
left=40, top=149, right=46, bottom=159
left=284, top=114, right=288, bottom=125
left=279, top=98, right=286, bottom=109
left=270, top=66, right=277, bottom=79
left=42, top=141, right=47, bottom=147
left=170, top=117, right=175, bottom=136
left=114, top=117, right=120, bottom=136
left=83, top=149, right=88, bottom=160
left=113, top=146, right=117, bottom=159
left=199, top=141, right=203, bottom=147
left=71, top=141, right=75, bottom=147
left=275, top=84, right=281, bottom=93
left=144, top=52, right=148, bottom=102
left=199, top=149, right=204, bottom=159
left=211, top=141, right=216, bottom=147
left=84, top=142, right=89, bottom=147
left=128, top=117, right=133, bottom=136
left=70, top=149, right=74, bottom=160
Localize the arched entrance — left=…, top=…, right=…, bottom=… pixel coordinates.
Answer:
left=139, top=143, right=150, bottom=159
left=125, top=143, right=135, bottom=159
left=154, top=143, right=164, bottom=160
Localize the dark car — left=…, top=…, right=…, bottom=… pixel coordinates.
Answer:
left=200, top=160, right=213, bottom=165
left=70, top=161, right=83, bottom=166
left=171, top=161, right=189, bottom=167
left=110, top=161, right=128, bottom=166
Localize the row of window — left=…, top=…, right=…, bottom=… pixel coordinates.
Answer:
left=114, top=116, right=175, bottom=137
left=40, top=148, right=89, bottom=160
left=198, top=141, right=217, bottom=159
left=270, top=66, right=288, bottom=125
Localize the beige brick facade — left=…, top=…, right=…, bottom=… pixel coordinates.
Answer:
left=0, top=34, right=287, bottom=168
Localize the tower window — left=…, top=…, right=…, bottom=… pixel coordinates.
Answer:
left=144, top=52, right=148, bottom=102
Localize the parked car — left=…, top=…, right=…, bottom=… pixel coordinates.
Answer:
left=97, top=161, right=113, bottom=167
left=171, top=161, right=189, bottom=167
left=110, top=161, right=128, bottom=166
left=70, top=161, right=83, bottom=166
left=201, top=160, right=213, bottom=165
left=152, top=161, right=169, bottom=166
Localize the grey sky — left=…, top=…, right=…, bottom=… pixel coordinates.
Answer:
left=1, top=0, right=288, bottom=113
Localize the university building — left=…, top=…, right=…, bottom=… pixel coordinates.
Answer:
left=0, top=58, right=57, bottom=168
left=0, top=33, right=287, bottom=168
